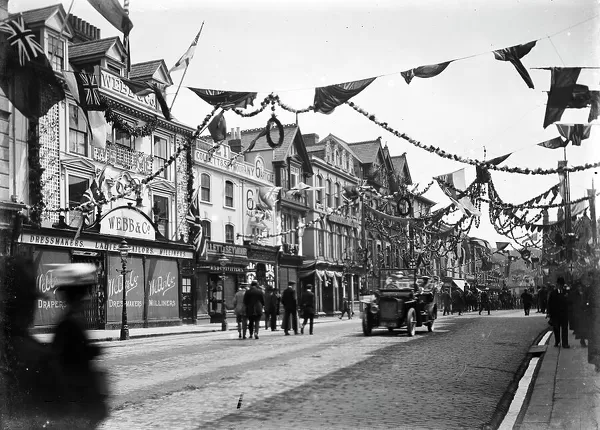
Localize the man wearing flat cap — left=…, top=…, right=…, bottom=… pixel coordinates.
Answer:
left=244, top=280, right=265, bottom=339
left=281, top=281, right=299, bottom=335
left=233, top=283, right=248, bottom=339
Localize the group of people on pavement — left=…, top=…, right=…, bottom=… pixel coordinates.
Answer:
left=2, top=257, right=109, bottom=428
left=233, top=280, right=317, bottom=338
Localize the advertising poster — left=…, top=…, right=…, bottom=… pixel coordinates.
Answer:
left=107, top=255, right=144, bottom=323
left=33, top=249, right=71, bottom=326
left=145, top=258, right=179, bottom=320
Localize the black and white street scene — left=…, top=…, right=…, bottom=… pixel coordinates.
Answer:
left=1, top=0, right=599, bottom=429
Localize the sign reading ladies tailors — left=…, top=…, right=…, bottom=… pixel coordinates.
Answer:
left=100, top=206, right=155, bottom=241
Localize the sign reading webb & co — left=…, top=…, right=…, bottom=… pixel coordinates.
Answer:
left=100, top=206, right=155, bottom=241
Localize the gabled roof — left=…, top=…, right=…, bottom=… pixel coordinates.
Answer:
left=316, top=134, right=361, bottom=161
left=202, top=124, right=313, bottom=174
left=130, top=60, right=173, bottom=86
left=347, top=137, right=383, bottom=164
left=14, top=4, right=62, bottom=24
left=391, top=153, right=413, bottom=185
left=69, top=37, right=123, bottom=60
left=13, top=4, right=73, bottom=38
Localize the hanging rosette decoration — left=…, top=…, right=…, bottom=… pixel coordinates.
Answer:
left=396, top=196, right=412, bottom=217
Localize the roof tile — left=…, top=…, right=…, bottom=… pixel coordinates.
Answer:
left=69, top=37, right=121, bottom=60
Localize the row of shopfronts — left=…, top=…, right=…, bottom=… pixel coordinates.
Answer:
left=17, top=204, right=332, bottom=330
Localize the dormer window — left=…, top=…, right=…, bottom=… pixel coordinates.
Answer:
left=107, top=63, right=122, bottom=76
left=47, top=34, right=64, bottom=71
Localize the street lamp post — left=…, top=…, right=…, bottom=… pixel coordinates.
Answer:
left=218, top=251, right=229, bottom=331
left=118, top=239, right=131, bottom=341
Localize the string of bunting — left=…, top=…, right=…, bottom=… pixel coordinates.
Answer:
left=344, top=101, right=600, bottom=175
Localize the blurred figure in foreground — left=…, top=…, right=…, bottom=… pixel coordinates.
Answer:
left=51, top=263, right=109, bottom=428
left=2, top=256, right=63, bottom=428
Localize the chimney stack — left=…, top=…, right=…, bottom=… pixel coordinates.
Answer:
left=69, top=15, right=101, bottom=43
left=302, top=133, right=319, bottom=147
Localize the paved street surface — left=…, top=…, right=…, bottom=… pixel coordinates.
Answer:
left=96, top=311, right=547, bottom=430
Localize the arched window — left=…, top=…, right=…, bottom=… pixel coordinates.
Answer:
left=335, top=183, right=341, bottom=208
left=225, top=224, right=235, bottom=243
left=334, top=149, right=339, bottom=166
left=200, top=173, right=211, bottom=202
left=225, top=180, right=234, bottom=207
left=326, top=179, right=332, bottom=207
left=328, top=222, right=334, bottom=257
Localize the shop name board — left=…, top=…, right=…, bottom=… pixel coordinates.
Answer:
left=207, top=241, right=248, bottom=257
left=328, top=214, right=360, bottom=228
left=194, top=150, right=274, bottom=183
left=20, top=234, right=193, bottom=259
left=100, top=208, right=155, bottom=241
left=100, top=70, right=157, bottom=111
left=198, top=264, right=247, bottom=273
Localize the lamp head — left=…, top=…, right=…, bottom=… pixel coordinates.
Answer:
left=118, top=240, right=130, bottom=260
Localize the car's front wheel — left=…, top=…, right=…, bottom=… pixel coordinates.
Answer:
left=406, top=308, right=416, bottom=337
left=362, top=314, right=372, bottom=336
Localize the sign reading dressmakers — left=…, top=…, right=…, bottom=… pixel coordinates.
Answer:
left=100, top=206, right=155, bottom=241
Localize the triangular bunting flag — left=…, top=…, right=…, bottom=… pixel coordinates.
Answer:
left=313, top=77, right=376, bottom=114
left=401, top=62, right=451, bottom=84
left=544, top=67, right=594, bottom=128
left=188, top=87, right=257, bottom=110
left=555, top=124, right=592, bottom=146
left=207, top=111, right=227, bottom=142
left=492, top=41, right=536, bottom=89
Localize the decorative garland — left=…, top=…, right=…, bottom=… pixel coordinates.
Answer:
left=345, top=100, right=600, bottom=175
left=104, top=102, right=158, bottom=138
left=28, top=121, right=45, bottom=225
left=266, top=115, right=284, bottom=149
left=232, top=95, right=271, bottom=117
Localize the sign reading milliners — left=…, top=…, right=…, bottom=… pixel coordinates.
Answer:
left=194, top=150, right=275, bottom=183
left=100, top=206, right=155, bottom=241
left=100, top=69, right=157, bottom=111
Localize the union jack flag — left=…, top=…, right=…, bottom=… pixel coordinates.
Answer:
left=0, top=15, right=45, bottom=66
left=76, top=72, right=103, bottom=110
left=81, top=166, right=107, bottom=207
left=186, top=188, right=206, bottom=257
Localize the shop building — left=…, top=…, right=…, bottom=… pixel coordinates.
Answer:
left=237, top=125, right=314, bottom=299
left=4, top=6, right=197, bottom=329
left=193, top=129, right=278, bottom=320
left=301, top=133, right=362, bottom=316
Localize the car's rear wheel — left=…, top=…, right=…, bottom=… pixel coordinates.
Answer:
left=362, top=314, right=372, bottom=336
left=406, top=308, right=416, bottom=337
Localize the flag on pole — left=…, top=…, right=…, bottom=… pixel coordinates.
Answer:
left=169, top=26, right=203, bottom=74
left=87, top=0, right=133, bottom=35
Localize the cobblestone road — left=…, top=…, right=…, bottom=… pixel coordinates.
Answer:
left=96, top=311, right=547, bottom=430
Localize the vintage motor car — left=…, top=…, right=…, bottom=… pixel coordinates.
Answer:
left=362, top=273, right=438, bottom=336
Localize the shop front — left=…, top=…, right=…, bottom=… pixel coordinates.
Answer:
left=245, top=244, right=278, bottom=289
left=16, top=206, right=194, bottom=331
left=195, top=240, right=248, bottom=322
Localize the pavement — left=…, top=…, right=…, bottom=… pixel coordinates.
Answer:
left=32, top=314, right=350, bottom=344
left=515, top=325, right=600, bottom=430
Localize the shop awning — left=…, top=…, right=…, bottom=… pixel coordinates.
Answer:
left=452, top=279, right=466, bottom=291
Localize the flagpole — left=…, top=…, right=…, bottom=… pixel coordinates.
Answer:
left=170, top=21, right=204, bottom=111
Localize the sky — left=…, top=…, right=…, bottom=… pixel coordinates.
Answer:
left=10, top=0, right=600, bottom=247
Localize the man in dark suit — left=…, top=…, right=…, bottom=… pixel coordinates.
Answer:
left=548, top=277, right=570, bottom=348
left=243, top=281, right=265, bottom=339
left=281, top=281, right=298, bottom=335
left=264, top=285, right=280, bottom=331
left=301, top=285, right=316, bottom=335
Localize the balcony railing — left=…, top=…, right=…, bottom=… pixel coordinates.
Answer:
left=93, top=143, right=154, bottom=175
left=280, top=191, right=307, bottom=206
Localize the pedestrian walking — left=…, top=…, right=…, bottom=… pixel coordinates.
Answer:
left=244, top=281, right=265, bottom=339
left=51, top=263, right=110, bottom=428
left=340, top=296, right=352, bottom=320
left=264, top=285, right=280, bottom=331
left=521, top=288, right=533, bottom=316
left=301, top=285, right=316, bottom=335
left=479, top=288, right=491, bottom=315
left=281, top=281, right=299, bottom=335
left=452, top=288, right=464, bottom=316
left=233, top=283, right=248, bottom=339
left=547, top=277, right=570, bottom=348
left=442, top=288, right=452, bottom=316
